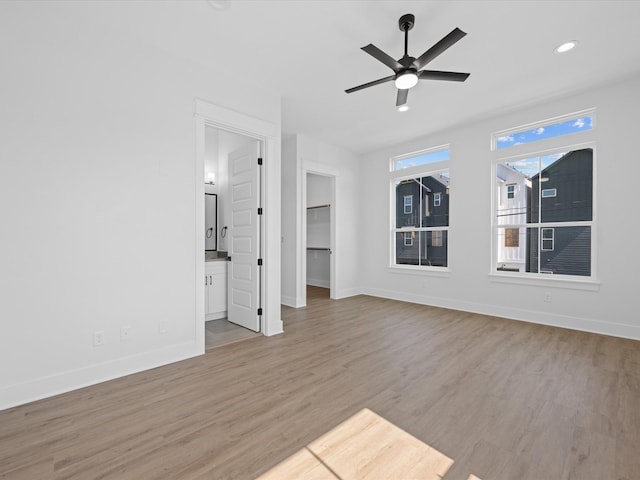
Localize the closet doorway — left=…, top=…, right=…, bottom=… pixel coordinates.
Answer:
left=303, top=170, right=336, bottom=303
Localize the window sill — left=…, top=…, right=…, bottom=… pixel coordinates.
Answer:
left=388, top=266, right=451, bottom=278
left=489, top=272, right=600, bottom=291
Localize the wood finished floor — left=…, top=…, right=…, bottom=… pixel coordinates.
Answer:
left=1, top=286, right=639, bottom=479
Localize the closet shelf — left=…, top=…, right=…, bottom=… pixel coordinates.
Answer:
left=307, top=204, right=330, bottom=210
left=307, top=247, right=331, bottom=251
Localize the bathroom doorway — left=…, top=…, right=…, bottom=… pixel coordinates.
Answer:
left=204, top=126, right=263, bottom=348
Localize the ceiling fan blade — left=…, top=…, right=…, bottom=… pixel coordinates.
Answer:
left=418, top=70, right=470, bottom=82
left=413, top=27, right=467, bottom=70
left=345, top=75, right=395, bottom=94
left=362, top=44, right=402, bottom=71
left=396, top=88, right=408, bottom=106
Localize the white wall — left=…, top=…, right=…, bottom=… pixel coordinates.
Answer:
left=359, top=74, right=640, bottom=340
left=0, top=2, right=281, bottom=409
left=204, top=127, right=219, bottom=250
left=307, top=173, right=332, bottom=208
left=280, top=135, right=301, bottom=306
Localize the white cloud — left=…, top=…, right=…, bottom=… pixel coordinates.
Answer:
left=498, top=135, right=515, bottom=143
left=573, top=118, right=585, bottom=128
left=510, top=159, right=534, bottom=167
left=534, top=127, right=545, bottom=135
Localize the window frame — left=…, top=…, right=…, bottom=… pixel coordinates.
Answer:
left=404, top=232, right=413, bottom=246
left=541, top=228, right=555, bottom=251
left=506, top=184, right=516, bottom=199
left=391, top=144, right=451, bottom=172
left=390, top=146, right=451, bottom=272
left=403, top=195, right=413, bottom=214
left=491, top=108, right=596, bottom=151
left=433, top=192, right=441, bottom=207
left=541, top=188, right=557, bottom=198
left=490, top=135, right=598, bottom=288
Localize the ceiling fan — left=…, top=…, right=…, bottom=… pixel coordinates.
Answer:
left=345, top=14, right=470, bottom=110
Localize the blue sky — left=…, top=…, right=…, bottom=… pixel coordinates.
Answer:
left=497, top=116, right=593, bottom=149
left=505, top=152, right=565, bottom=178
left=395, top=148, right=450, bottom=170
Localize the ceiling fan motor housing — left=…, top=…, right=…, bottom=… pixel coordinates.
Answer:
left=399, top=13, right=415, bottom=32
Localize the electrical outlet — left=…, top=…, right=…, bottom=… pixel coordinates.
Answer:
left=544, top=292, right=552, bottom=303
left=158, top=321, right=168, bottom=334
left=93, top=331, right=105, bottom=346
left=120, top=326, right=131, bottom=341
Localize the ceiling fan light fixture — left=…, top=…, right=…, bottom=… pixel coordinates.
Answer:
left=397, top=104, right=410, bottom=112
left=395, top=71, right=418, bottom=89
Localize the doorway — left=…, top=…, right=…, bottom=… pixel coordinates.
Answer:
left=302, top=168, right=336, bottom=305
left=195, top=99, right=283, bottom=353
left=204, top=126, right=263, bottom=347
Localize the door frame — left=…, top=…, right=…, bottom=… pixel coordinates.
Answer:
left=195, top=99, right=282, bottom=352
left=301, top=161, right=337, bottom=305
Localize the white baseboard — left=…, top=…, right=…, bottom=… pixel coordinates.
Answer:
left=0, top=342, right=202, bottom=411
left=361, top=287, right=640, bottom=341
left=264, top=323, right=284, bottom=336
left=307, top=278, right=330, bottom=288
left=281, top=294, right=305, bottom=308
left=333, top=287, right=363, bottom=300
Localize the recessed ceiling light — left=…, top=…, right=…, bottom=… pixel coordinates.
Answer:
left=555, top=41, right=578, bottom=54
left=397, top=105, right=410, bottom=112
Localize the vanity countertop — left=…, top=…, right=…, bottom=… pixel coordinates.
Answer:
left=205, top=251, right=228, bottom=262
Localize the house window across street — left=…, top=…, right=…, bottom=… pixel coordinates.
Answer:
left=404, top=232, right=413, bottom=246
left=404, top=195, right=413, bottom=214
left=541, top=228, right=554, bottom=251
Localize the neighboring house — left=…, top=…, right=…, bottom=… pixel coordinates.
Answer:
left=395, top=174, right=450, bottom=266
left=526, top=148, right=593, bottom=276
left=496, top=163, right=530, bottom=272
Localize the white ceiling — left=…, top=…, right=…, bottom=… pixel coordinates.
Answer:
left=94, top=0, right=640, bottom=154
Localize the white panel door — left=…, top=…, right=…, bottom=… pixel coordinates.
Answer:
left=227, top=141, right=260, bottom=332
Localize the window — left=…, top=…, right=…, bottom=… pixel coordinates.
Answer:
left=404, top=232, right=413, bottom=246
left=493, top=146, right=594, bottom=277
left=493, top=109, right=595, bottom=278
left=403, top=195, right=412, bottom=214
left=393, top=146, right=450, bottom=170
left=432, top=230, right=444, bottom=247
left=541, top=228, right=554, bottom=251
left=392, top=146, right=450, bottom=269
left=505, top=228, right=519, bottom=247
left=493, top=110, right=594, bottom=150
